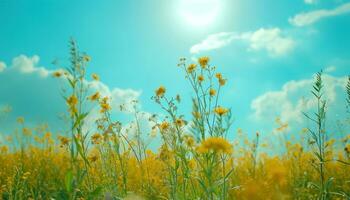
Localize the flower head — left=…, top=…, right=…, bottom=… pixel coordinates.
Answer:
left=198, top=75, right=205, bottom=83
left=198, top=57, right=209, bottom=68
left=155, top=86, right=166, bottom=97
left=53, top=71, right=62, bottom=78
left=67, top=95, right=78, bottom=106
left=198, top=137, right=232, bottom=154
left=187, top=64, right=197, bottom=73
left=100, top=97, right=111, bottom=113
left=159, top=121, right=170, bottom=131
left=83, top=55, right=91, bottom=62
left=175, top=118, right=185, bottom=127
left=214, top=106, right=229, bottom=116
left=89, top=92, right=100, bottom=101
left=219, top=78, right=226, bottom=86
left=92, top=73, right=99, bottom=81
left=214, top=73, right=227, bottom=86
left=215, top=73, right=222, bottom=79
left=209, top=88, right=216, bottom=97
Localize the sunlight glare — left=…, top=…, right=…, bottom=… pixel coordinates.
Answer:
left=178, top=0, right=222, bottom=27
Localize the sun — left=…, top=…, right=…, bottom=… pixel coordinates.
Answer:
left=178, top=0, right=222, bottom=27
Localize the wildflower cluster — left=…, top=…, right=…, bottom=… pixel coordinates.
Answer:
left=1, top=45, right=350, bottom=200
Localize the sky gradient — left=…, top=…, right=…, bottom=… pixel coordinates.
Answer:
left=0, top=0, right=349, bottom=143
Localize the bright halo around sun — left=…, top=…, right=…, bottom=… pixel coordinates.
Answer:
left=178, top=0, right=222, bottom=27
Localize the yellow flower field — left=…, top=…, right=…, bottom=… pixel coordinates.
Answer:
left=0, top=40, right=350, bottom=200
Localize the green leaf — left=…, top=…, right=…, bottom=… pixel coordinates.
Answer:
left=65, top=170, right=73, bottom=193
left=73, top=135, right=90, bottom=167
left=73, top=112, right=88, bottom=129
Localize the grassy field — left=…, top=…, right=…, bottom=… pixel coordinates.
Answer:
left=0, top=40, right=350, bottom=200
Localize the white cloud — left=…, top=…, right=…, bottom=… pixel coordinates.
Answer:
left=0, top=55, right=147, bottom=136
left=289, top=2, right=350, bottom=26
left=111, top=88, right=141, bottom=112
left=190, top=28, right=295, bottom=57
left=251, top=74, right=347, bottom=124
left=11, top=55, right=49, bottom=77
left=246, top=28, right=295, bottom=57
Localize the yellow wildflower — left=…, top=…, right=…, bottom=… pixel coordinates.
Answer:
left=219, top=78, right=226, bottom=86
left=198, top=137, right=232, bottom=154
left=187, top=64, right=197, bottom=73
left=67, top=95, right=78, bottom=106
left=198, top=56, right=209, bottom=68
left=92, top=73, right=99, bottom=81
left=215, top=73, right=222, bottom=79
left=214, top=106, right=229, bottom=116
left=198, top=75, right=204, bottom=82
left=155, top=86, right=166, bottom=97
left=52, top=71, right=62, bottom=78
left=83, top=55, right=91, bottom=62
left=89, top=92, right=100, bottom=101
left=100, top=97, right=111, bottom=113
left=175, top=118, right=185, bottom=127
left=159, top=121, right=169, bottom=131
left=209, top=88, right=216, bottom=96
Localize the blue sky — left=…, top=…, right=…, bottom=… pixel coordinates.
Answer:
left=0, top=0, right=349, bottom=143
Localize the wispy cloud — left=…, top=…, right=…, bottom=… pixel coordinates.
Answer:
left=289, top=2, right=350, bottom=27
left=190, top=28, right=295, bottom=57
left=190, top=32, right=239, bottom=54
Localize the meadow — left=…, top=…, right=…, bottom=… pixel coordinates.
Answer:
left=0, top=40, right=350, bottom=200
